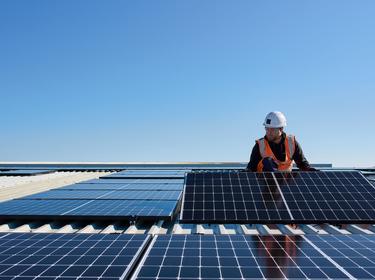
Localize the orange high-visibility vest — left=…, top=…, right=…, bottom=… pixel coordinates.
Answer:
left=256, top=134, right=296, bottom=172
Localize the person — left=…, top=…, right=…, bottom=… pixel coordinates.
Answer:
left=246, top=111, right=317, bottom=172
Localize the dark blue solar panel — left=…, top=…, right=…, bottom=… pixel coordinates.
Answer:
left=118, top=170, right=186, bottom=175
left=82, top=178, right=185, bottom=184
left=102, top=174, right=185, bottom=179
left=59, top=183, right=183, bottom=191
left=0, top=199, right=178, bottom=220
left=65, top=200, right=178, bottom=218
left=0, top=169, right=54, bottom=176
left=306, top=235, right=375, bottom=279
left=100, top=191, right=181, bottom=200
left=181, top=172, right=291, bottom=223
left=134, top=235, right=350, bottom=280
left=22, top=190, right=182, bottom=201
left=275, top=171, right=375, bottom=223
left=101, top=170, right=186, bottom=179
left=181, top=171, right=375, bottom=223
left=0, top=200, right=87, bottom=216
left=0, top=233, right=149, bottom=279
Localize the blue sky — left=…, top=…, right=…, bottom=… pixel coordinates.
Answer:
left=0, top=1, right=374, bottom=167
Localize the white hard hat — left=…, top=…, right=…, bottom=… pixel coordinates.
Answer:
left=263, top=111, right=287, bottom=128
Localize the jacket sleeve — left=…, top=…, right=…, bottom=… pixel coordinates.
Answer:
left=292, top=139, right=312, bottom=171
left=246, top=143, right=262, bottom=172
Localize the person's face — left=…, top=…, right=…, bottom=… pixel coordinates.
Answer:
left=265, top=127, right=282, bottom=142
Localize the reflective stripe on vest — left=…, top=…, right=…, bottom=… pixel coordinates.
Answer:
left=287, top=135, right=295, bottom=159
left=256, top=134, right=295, bottom=172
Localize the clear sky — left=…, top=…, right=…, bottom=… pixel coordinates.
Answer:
left=1, top=1, right=374, bottom=167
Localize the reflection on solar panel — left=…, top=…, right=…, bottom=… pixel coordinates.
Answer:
left=102, top=170, right=186, bottom=179
left=181, top=171, right=375, bottom=223
left=0, top=169, right=53, bottom=176
left=181, top=172, right=291, bottom=223
left=59, top=183, right=184, bottom=191
left=133, top=235, right=350, bottom=280
left=0, top=199, right=178, bottom=220
left=22, top=190, right=182, bottom=200
left=0, top=233, right=149, bottom=279
left=82, top=179, right=185, bottom=184
left=308, top=235, right=375, bottom=279
left=275, top=171, right=375, bottom=223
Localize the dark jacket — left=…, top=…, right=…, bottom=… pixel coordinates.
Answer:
left=246, top=133, right=312, bottom=171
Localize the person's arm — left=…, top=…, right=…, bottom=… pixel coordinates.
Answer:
left=246, top=143, right=261, bottom=172
left=293, top=140, right=317, bottom=171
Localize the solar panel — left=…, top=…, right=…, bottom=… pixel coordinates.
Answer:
left=307, top=235, right=375, bottom=279
left=82, top=178, right=185, bottom=184
left=180, top=172, right=291, bottom=223
left=59, top=183, right=184, bottom=191
left=102, top=174, right=185, bottom=179
left=65, top=200, right=178, bottom=219
left=133, top=235, right=350, bottom=280
left=275, top=171, right=375, bottom=223
left=117, top=170, right=187, bottom=175
left=0, top=199, right=178, bottom=220
left=0, top=233, right=149, bottom=279
left=0, top=200, right=86, bottom=216
left=101, top=170, right=186, bottom=179
left=22, top=190, right=182, bottom=200
left=0, top=169, right=54, bottom=176
left=181, top=171, right=375, bottom=223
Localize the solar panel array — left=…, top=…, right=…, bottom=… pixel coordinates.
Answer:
left=0, top=169, right=54, bottom=176
left=181, top=171, right=375, bottom=223
left=0, top=233, right=149, bottom=279
left=59, top=183, right=183, bottom=191
left=133, top=234, right=375, bottom=280
left=0, top=170, right=185, bottom=221
left=0, top=233, right=375, bottom=280
left=82, top=178, right=185, bottom=184
left=0, top=200, right=178, bottom=219
left=101, top=170, right=186, bottom=179
left=22, top=190, right=182, bottom=200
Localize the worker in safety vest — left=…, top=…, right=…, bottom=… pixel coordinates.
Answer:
left=246, top=111, right=317, bottom=172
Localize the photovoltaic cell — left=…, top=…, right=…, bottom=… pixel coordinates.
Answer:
left=0, top=232, right=149, bottom=279
left=59, top=183, right=184, bottom=191
left=181, top=172, right=291, bottom=223
left=133, top=235, right=350, bottom=280
left=0, top=199, right=178, bottom=220
left=22, top=190, right=182, bottom=201
left=275, top=171, right=375, bottom=223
